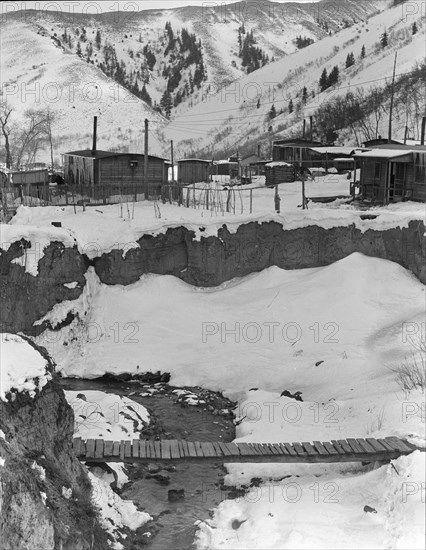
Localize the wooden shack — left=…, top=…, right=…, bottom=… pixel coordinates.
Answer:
left=177, top=159, right=211, bottom=184
left=265, top=162, right=295, bottom=186
left=11, top=169, right=49, bottom=186
left=63, top=150, right=169, bottom=191
left=240, top=154, right=266, bottom=177
left=354, top=147, right=426, bottom=203
left=272, top=139, right=323, bottom=167
left=213, top=160, right=239, bottom=178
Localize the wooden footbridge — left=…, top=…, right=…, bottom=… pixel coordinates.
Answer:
left=73, top=436, right=421, bottom=464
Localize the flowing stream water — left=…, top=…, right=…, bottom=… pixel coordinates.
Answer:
left=60, top=378, right=238, bottom=549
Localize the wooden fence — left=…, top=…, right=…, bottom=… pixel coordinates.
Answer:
left=0, top=182, right=282, bottom=221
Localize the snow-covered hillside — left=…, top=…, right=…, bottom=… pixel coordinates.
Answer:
left=0, top=18, right=166, bottom=164
left=165, top=0, right=425, bottom=158
left=0, top=0, right=395, bottom=164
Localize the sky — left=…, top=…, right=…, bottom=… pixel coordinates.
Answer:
left=1, top=0, right=321, bottom=15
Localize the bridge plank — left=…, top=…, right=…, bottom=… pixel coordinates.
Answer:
left=237, top=443, right=254, bottom=456
left=200, top=442, right=216, bottom=457
left=177, top=440, right=185, bottom=457
left=365, top=438, right=388, bottom=453
left=302, top=442, right=317, bottom=456
left=336, top=440, right=352, bottom=454
left=376, top=438, right=395, bottom=452
left=261, top=444, right=274, bottom=455
left=104, top=441, right=114, bottom=457
left=330, top=440, right=345, bottom=455
left=119, top=441, right=125, bottom=461
left=169, top=440, right=181, bottom=459
left=223, top=442, right=241, bottom=456
left=323, top=442, right=338, bottom=455
left=86, top=439, right=96, bottom=459
left=313, top=441, right=328, bottom=456
left=259, top=444, right=272, bottom=455
left=124, top=440, right=132, bottom=458
left=73, top=437, right=82, bottom=456
left=278, top=443, right=290, bottom=456
left=152, top=441, right=159, bottom=459
left=385, top=437, right=414, bottom=453
left=187, top=441, right=197, bottom=458
left=271, top=443, right=285, bottom=456
left=254, top=444, right=267, bottom=455
left=346, top=439, right=364, bottom=454
left=161, top=440, right=171, bottom=459
left=138, top=440, right=147, bottom=458
left=132, top=439, right=139, bottom=458
left=218, top=442, right=232, bottom=456
left=292, top=443, right=307, bottom=456
left=112, top=441, right=120, bottom=457
left=194, top=442, right=204, bottom=457
left=356, top=439, right=376, bottom=454
left=283, top=443, right=298, bottom=456
left=212, top=442, right=224, bottom=457
left=154, top=441, right=161, bottom=458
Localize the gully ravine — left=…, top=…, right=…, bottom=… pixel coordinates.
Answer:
left=59, top=378, right=238, bottom=549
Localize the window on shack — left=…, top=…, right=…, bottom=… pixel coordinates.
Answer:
left=414, top=153, right=426, bottom=183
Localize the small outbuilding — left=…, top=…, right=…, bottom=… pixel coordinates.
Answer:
left=177, top=158, right=212, bottom=184
left=265, top=162, right=295, bottom=186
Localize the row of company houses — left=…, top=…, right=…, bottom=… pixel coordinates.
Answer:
left=267, top=136, right=426, bottom=203
left=3, top=112, right=425, bottom=205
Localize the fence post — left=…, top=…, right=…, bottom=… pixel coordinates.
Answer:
left=250, top=189, right=253, bottom=214
left=168, top=185, right=172, bottom=204
left=274, top=185, right=281, bottom=213
left=186, top=187, right=190, bottom=208
left=206, top=189, right=209, bottom=210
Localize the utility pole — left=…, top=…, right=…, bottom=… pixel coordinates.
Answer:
left=300, top=147, right=306, bottom=209
left=144, top=118, right=149, bottom=200
left=170, top=140, right=174, bottom=183
left=388, top=51, right=397, bottom=144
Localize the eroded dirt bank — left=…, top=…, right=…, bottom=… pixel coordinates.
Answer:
left=1, top=220, right=425, bottom=332
left=0, top=340, right=108, bottom=550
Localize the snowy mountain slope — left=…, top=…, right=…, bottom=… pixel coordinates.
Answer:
left=0, top=0, right=391, bottom=163
left=164, top=0, right=425, bottom=157
left=0, top=19, right=167, bottom=163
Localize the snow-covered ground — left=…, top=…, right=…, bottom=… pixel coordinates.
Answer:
left=0, top=333, right=51, bottom=400
left=65, top=390, right=150, bottom=440
left=3, top=178, right=425, bottom=549
left=195, top=451, right=425, bottom=550
left=88, top=469, right=151, bottom=550
left=31, top=250, right=425, bottom=549
left=4, top=175, right=424, bottom=267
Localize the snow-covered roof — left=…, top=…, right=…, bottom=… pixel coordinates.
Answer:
left=0, top=334, right=51, bottom=400
left=334, top=157, right=356, bottom=162
left=64, top=150, right=168, bottom=161
left=177, top=158, right=212, bottom=163
left=265, top=162, right=292, bottom=167
left=309, top=147, right=364, bottom=155
left=353, top=150, right=415, bottom=159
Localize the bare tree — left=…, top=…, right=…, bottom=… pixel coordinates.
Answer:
left=14, top=109, right=52, bottom=169
left=0, top=102, right=13, bottom=169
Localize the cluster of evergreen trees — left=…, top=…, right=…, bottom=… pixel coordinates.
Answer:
left=294, top=35, right=314, bottom=49
left=159, top=22, right=207, bottom=116
left=345, top=52, right=355, bottom=68
left=319, top=66, right=339, bottom=91
left=238, top=25, right=269, bottom=73
left=63, top=21, right=207, bottom=117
